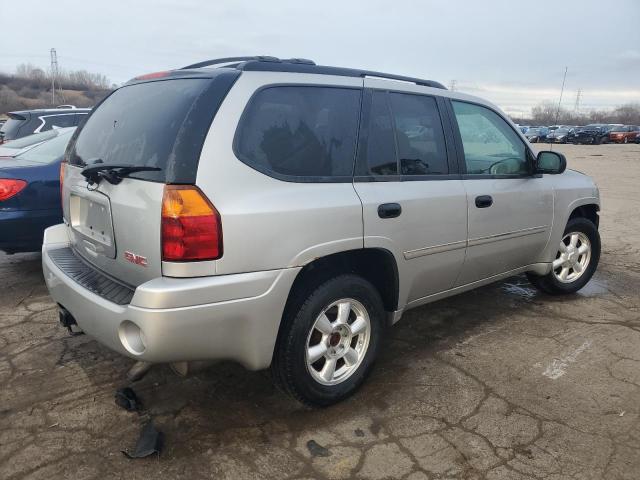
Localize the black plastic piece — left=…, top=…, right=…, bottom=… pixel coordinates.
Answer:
left=48, top=248, right=135, bottom=305
left=378, top=203, right=402, bottom=218
left=115, top=387, right=142, bottom=412
left=122, top=422, right=164, bottom=459
left=475, top=195, right=493, bottom=208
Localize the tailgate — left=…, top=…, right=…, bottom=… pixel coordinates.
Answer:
left=64, top=165, right=164, bottom=286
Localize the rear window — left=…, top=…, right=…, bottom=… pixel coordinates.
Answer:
left=234, top=86, right=361, bottom=180
left=17, top=130, right=74, bottom=164
left=68, top=74, right=238, bottom=183
left=3, top=129, right=58, bottom=148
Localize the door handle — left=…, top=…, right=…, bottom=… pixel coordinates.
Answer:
left=378, top=203, right=402, bottom=219
left=475, top=195, right=493, bottom=208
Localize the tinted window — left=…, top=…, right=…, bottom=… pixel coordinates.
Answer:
left=235, top=86, right=361, bottom=179
left=41, top=114, right=77, bottom=131
left=389, top=92, right=448, bottom=175
left=362, top=90, right=397, bottom=175
left=452, top=101, right=529, bottom=175
left=69, top=78, right=222, bottom=183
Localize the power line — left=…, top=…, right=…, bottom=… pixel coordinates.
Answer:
left=50, top=48, right=58, bottom=106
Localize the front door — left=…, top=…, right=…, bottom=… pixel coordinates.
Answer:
left=448, top=100, right=554, bottom=285
left=353, top=84, right=467, bottom=305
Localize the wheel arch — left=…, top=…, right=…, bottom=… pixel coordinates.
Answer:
left=568, top=202, right=600, bottom=228
left=284, top=248, right=400, bottom=315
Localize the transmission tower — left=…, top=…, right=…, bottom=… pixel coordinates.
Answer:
left=574, top=89, right=582, bottom=113
left=50, top=48, right=58, bottom=106
left=449, top=79, right=457, bottom=91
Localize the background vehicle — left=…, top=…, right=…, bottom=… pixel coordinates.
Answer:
left=41, top=56, right=601, bottom=407
left=0, top=106, right=89, bottom=144
left=524, top=126, right=548, bottom=143
left=608, top=125, right=640, bottom=144
left=0, top=129, right=73, bottom=253
left=546, top=127, right=571, bottom=143
left=0, top=127, right=75, bottom=158
left=571, top=124, right=610, bottom=144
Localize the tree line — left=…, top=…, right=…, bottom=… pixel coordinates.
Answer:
left=521, top=101, right=640, bottom=126
left=0, top=63, right=113, bottom=114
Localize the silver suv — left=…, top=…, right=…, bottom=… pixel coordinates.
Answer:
left=42, top=56, right=601, bottom=406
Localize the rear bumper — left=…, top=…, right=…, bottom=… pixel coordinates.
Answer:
left=0, top=209, right=61, bottom=253
left=42, top=224, right=300, bottom=370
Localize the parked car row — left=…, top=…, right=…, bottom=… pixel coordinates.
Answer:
left=0, top=106, right=89, bottom=145
left=518, top=123, right=640, bottom=144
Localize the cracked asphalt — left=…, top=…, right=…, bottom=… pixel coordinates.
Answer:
left=1, top=144, right=639, bottom=479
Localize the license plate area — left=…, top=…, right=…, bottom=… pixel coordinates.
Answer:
left=69, top=189, right=116, bottom=259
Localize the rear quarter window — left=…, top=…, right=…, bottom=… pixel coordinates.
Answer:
left=234, top=86, right=362, bottom=181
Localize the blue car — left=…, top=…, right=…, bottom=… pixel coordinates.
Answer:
left=0, top=129, right=74, bottom=253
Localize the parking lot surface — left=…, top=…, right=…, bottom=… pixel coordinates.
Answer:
left=1, top=144, right=639, bottom=480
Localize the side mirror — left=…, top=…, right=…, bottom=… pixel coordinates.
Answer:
left=536, top=151, right=566, bottom=175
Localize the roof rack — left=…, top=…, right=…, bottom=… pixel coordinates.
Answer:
left=180, top=56, right=446, bottom=90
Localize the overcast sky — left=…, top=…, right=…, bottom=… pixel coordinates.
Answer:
left=1, top=0, right=638, bottom=117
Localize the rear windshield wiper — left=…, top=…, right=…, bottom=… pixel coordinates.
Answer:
left=81, top=163, right=162, bottom=185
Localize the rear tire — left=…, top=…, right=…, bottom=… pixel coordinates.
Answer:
left=527, top=217, right=600, bottom=295
left=272, top=274, right=384, bottom=407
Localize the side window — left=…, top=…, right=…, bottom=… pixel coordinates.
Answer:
left=362, top=90, right=397, bottom=175
left=357, top=90, right=448, bottom=177
left=389, top=92, right=448, bottom=175
left=234, top=86, right=361, bottom=179
left=451, top=101, right=529, bottom=175
left=41, top=115, right=76, bottom=131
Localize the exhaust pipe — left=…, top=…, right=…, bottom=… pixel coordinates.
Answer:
left=58, top=307, right=83, bottom=336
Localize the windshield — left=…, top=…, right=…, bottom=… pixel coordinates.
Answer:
left=2, top=129, right=58, bottom=149
left=554, top=128, right=569, bottom=134
left=610, top=126, right=627, bottom=132
left=16, top=130, right=74, bottom=164
left=527, top=128, right=540, bottom=135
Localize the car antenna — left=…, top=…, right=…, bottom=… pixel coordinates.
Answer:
left=551, top=66, right=568, bottom=151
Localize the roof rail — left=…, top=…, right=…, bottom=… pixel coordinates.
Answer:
left=180, top=56, right=445, bottom=89
left=181, top=56, right=282, bottom=70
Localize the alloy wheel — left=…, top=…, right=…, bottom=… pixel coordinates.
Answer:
left=305, top=298, right=371, bottom=386
left=552, top=232, right=592, bottom=283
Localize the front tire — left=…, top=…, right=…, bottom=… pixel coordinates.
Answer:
left=527, top=217, right=600, bottom=295
left=272, top=274, right=384, bottom=407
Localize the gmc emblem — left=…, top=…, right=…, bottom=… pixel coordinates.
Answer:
left=124, top=251, right=148, bottom=267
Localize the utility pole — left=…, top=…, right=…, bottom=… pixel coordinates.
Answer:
left=554, top=66, right=568, bottom=125
left=574, top=89, right=582, bottom=113
left=449, top=79, right=457, bottom=91
left=50, top=48, right=58, bottom=106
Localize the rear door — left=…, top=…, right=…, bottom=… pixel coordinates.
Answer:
left=63, top=71, right=239, bottom=286
left=448, top=100, right=553, bottom=285
left=353, top=81, right=467, bottom=305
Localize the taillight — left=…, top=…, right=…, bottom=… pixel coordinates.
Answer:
left=0, top=179, right=27, bottom=202
left=161, top=185, right=222, bottom=262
